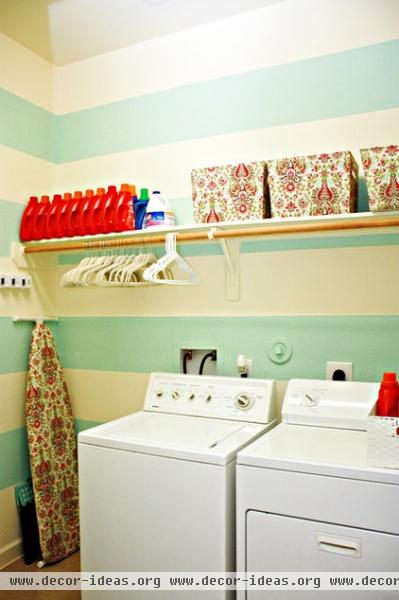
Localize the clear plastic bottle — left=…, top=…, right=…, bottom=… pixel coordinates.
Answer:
left=144, top=191, right=176, bottom=229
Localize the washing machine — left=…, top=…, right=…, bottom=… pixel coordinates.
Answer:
left=236, top=379, right=399, bottom=599
left=78, top=372, right=277, bottom=599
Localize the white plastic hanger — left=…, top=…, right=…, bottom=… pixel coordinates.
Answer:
left=143, top=233, right=199, bottom=285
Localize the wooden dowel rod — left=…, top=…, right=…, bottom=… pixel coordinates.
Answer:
left=23, top=216, right=399, bottom=255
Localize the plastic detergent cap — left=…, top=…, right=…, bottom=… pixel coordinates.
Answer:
left=96, top=187, right=106, bottom=195
left=53, top=194, right=62, bottom=202
left=41, top=195, right=50, bottom=202
left=140, top=188, right=149, bottom=201
left=382, top=372, right=398, bottom=386
left=120, top=183, right=130, bottom=192
left=73, top=191, right=83, bottom=199
left=152, top=190, right=161, bottom=194
left=107, top=185, right=117, bottom=193
left=29, top=196, right=38, bottom=202
left=63, top=193, right=72, bottom=201
left=129, top=185, right=137, bottom=196
left=85, top=189, right=94, bottom=197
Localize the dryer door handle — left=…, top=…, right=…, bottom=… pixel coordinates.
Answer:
left=317, top=533, right=361, bottom=558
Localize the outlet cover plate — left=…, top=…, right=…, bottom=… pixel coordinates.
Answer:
left=326, top=361, right=353, bottom=381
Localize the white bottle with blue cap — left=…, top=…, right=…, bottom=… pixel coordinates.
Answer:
left=144, top=191, right=176, bottom=228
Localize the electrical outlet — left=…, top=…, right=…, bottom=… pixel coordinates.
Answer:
left=326, top=362, right=353, bottom=381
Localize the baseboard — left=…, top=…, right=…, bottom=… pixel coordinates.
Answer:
left=0, top=538, right=23, bottom=569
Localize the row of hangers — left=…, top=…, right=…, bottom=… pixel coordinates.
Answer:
left=61, top=233, right=200, bottom=288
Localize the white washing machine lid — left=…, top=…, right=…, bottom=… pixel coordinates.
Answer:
left=78, top=411, right=270, bottom=465
left=237, top=423, right=399, bottom=485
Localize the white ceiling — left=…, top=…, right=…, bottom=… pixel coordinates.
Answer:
left=0, top=0, right=284, bottom=66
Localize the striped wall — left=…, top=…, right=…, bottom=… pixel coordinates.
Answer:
left=1, top=0, right=399, bottom=568
left=0, top=34, right=56, bottom=566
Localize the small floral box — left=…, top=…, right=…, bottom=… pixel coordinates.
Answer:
left=360, top=145, right=399, bottom=211
left=191, top=161, right=268, bottom=223
left=267, top=151, right=358, bottom=218
left=367, top=415, right=399, bottom=469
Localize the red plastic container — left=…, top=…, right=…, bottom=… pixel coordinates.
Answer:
left=45, top=194, right=62, bottom=238
left=55, top=193, right=73, bottom=238
left=32, top=195, right=51, bottom=240
left=376, top=372, right=399, bottom=417
left=98, top=185, right=118, bottom=234
left=86, top=188, right=105, bottom=235
left=113, top=184, right=135, bottom=232
left=20, top=196, right=39, bottom=241
left=77, top=189, right=94, bottom=236
left=66, top=191, right=83, bottom=237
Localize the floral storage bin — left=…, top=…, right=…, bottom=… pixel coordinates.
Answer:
left=360, top=145, right=399, bottom=211
left=267, top=151, right=358, bottom=218
left=191, top=161, right=268, bottom=223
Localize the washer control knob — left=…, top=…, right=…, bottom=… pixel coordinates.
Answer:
left=171, top=390, right=179, bottom=400
left=189, top=393, right=195, bottom=401
left=235, top=393, right=252, bottom=410
left=303, top=392, right=319, bottom=407
left=206, top=395, right=212, bottom=403
left=155, top=390, right=163, bottom=398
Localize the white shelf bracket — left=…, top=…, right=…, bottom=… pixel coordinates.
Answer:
left=11, top=242, right=30, bottom=270
left=208, top=228, right=240, bottom=301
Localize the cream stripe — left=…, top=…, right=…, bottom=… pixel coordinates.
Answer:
left=0, top=145, right=55, bottom=205
left=54, top=107, right=399, bottom=197
left=0, top=373, right=27, bottom=434
left=56, top=245, right=399, bottom=318
left=0, top=486, right=22, bottom=568
left=64, top=369, right=148, bottom=422
left=0, top=33, right=53, bottom=112
left=0, top=258, right=57, bottom=317
left=54, top=0, right=399, bottom=114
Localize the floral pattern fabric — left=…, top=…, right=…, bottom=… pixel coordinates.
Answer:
left=361, top=145, right=399, bottom=211
left=26, top=323, right=79, bottom=564
left=267, top=151, right=358, bottom=218
left=191, top=161, right=268, bottom=223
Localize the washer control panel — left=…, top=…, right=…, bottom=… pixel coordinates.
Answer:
left=144, top=373, right=276, bottom=424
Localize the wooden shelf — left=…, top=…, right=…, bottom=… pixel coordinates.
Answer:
left=19, top=211, right=399, bottom=255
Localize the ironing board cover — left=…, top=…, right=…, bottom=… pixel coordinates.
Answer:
left=26, top=323, right=79, bottom=564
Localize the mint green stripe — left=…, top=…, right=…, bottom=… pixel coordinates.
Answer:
left=56, top=40, right=399, bottom=162
left=0, top=427, right=30, bottom=490
left=0, top=88, right=56, bottom=161
left=54, top=316, right=399, bottom=382
left=0, top=198, right=23, bottom=255
left=0, top=318, right=58, bottom=374
left=74, top=419, right=102, bottom=434
left=0, top=420, right=102, bottom=491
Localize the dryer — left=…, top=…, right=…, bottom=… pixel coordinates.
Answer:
left=78, top=373, right=277, bottom=599
left=236, top=379, right=399, bottom=599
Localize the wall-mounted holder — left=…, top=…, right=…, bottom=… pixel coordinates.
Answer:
left=0, top=274, right=32, bottom=289
left=13, top=316, right=59, bottom=325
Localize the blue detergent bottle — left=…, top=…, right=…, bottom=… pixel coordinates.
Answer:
left=133, top=188, right=149, bottom=230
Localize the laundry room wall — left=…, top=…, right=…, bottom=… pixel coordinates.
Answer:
left=52, top=0, right=399, bottom=427
left=0, top=33, right=56, bottom=565
left=1, top=0, right=399, bottom=569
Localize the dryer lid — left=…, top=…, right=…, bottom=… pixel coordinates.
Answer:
left=237, top=423, right=399, bottom=484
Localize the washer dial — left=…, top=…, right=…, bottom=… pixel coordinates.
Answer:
left=235, top=393, right=252, bottom=410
